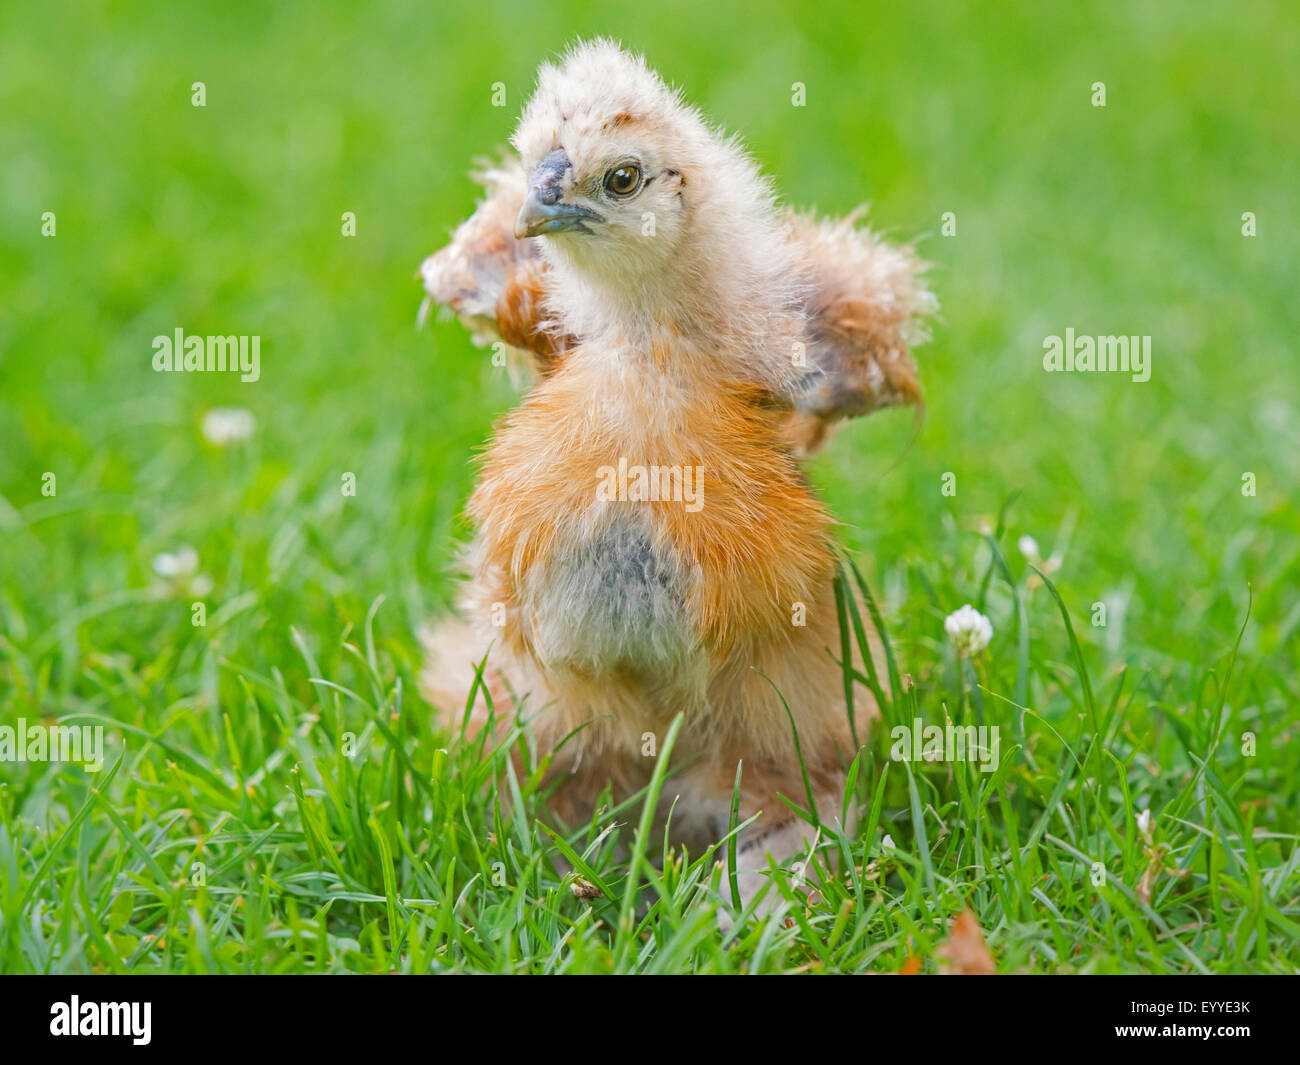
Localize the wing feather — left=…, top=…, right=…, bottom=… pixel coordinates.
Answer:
left=780, top=208, right=936, bottom=453
left=418, top=158, right=573, bottom=376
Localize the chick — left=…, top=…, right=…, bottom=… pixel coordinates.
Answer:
left=421, top=40, right=933, bottom=900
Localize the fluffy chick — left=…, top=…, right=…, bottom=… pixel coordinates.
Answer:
left=422, top=40, right=931, bottom=900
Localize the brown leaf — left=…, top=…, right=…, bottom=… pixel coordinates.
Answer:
left=936, top=910, right=996, bottom=975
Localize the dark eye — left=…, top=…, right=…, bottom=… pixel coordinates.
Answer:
left=604, top=163, right=642, bottom=197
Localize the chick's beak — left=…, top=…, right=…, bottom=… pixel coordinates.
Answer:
left=514, top=149, right=602, bottom=239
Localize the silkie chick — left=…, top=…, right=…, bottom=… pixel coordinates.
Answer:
left=420, top=39, right=934, bottom=902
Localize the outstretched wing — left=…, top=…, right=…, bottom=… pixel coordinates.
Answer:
left=779, top=209, right=935, bottom=453
left=419, top=156, right=934, bottom=453
left=418, top=158, right=574, bottom=377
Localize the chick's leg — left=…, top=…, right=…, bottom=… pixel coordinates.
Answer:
left=706, top=583, right=870, bottom=911
left=733, top=802, right=841, bottom=911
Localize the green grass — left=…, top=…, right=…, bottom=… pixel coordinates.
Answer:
left=1, top=0, right=1297, bottom=973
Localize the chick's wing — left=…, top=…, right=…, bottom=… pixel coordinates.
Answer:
left=780, top=209, right=936, bottom=453
left=418, top=158, right=572, bottom=375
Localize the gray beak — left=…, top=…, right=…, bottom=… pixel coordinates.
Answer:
left=514, top=149, right=602, bottom=238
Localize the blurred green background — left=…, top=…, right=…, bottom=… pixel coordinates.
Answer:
left=1, top=0, right=1297, bottom=975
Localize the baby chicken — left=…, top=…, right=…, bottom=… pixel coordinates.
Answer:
left=420, top=40, right=933, bottom=900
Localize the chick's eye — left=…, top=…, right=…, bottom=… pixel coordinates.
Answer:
left=604, top=164, right=642, bottom=197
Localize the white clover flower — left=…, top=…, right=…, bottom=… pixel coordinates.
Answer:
left=153, top=546, right=199, bottom=579
left=944, top=604, right=993, bottom=656
left=152, top=546, right=212, bottom=598
left=1017, top=535, right=1041, bottom=561
left=202, top=406, right=255, bottom=446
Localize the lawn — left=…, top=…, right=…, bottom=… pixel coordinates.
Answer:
left=1, top=0, right=1297, bottom=973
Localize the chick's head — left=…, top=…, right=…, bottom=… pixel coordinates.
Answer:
left=511, top=40, right=701, bottom=274
left=510, top=39, right=804, bottom=374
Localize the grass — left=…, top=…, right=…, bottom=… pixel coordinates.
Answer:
left=1, top=0, right=1298, bottom=973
